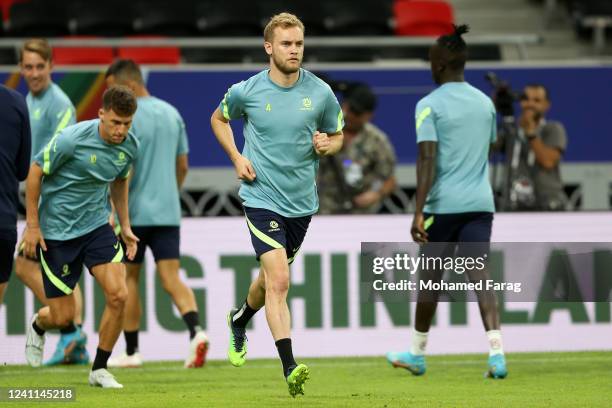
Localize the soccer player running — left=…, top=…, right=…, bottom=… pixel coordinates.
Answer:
left=0, top=84, right=31, bottom=306
left=16, top=38, right=89, bottom=366
left=386, top=25, right=507, bottom=379
left=210, top=13, right=344, bottom=397
left=104, top=59, right=208, bottom=369
left=23, top=86, right=140, bottom=388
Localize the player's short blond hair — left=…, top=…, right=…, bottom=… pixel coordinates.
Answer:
left=263, top=13, right=305, bottom=42
left=20, top=38, right=52, bottom=63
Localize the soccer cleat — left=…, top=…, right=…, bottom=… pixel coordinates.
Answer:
left=89, top=368, right=123, bottom=389
left=386, top=351, right=426, bottom=376
left=486, top=354, right=508, bottom=379
left=108, top=352, right=143, bottom=368
left=44, top=327, right=88, bottom=366
left=185, top=331, right=209, bottom=368
left=226, top=309, right=248, bottom=367
left=69, top=345, right=90, bottom=365
left=25, top=314, right=45, bottom=367
left=286, top=363, right=310, bottom=398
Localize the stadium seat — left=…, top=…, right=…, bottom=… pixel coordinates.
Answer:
left=260, top=0, right=329, bottom=36
left=53, top=38, right=115, bottom=65
left=324, top=0, right=393, bottom=36
left=393, top=0, right=455, bottom=36
left=133, top=0, right=199, bottom=37
left=6, top=0, right=70, bottom=37
left=196, top=0, right=261, bottom=37
left=69, top=0, right=134, bottom=36
left=570, top=0, right=612, bottom=39
left=118, top=36, right=181, bottom=64
left=0, top=0, right=26, bottom=23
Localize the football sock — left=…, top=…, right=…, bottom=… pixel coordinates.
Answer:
left=410, top=330, right=428, bottom=356
left=182, top=311, right=202, bottom=340
left=32, top=320, right=45, bottom=336
left=232, top=299, right=259, bottom=328
left=487, top=330, right=504, bottom=356
left=92, top=348, right=111, bottom=371
left=59, top=323, right=77, bottom=335
left=275, top=338, right=297, bottom=377
left=124, top=330, right=139, bottom=356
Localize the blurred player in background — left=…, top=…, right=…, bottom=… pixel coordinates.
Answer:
left=386, top=25, right=507, bottom=379
left=0, top=84, right=31, bottom=306
left=15, top=38, right=89, bottom=366
left=211, top=13, right=344, bottom=397
left=23, top=86, right=140, bottom=388
left=104, top=59, right=208, bottom=369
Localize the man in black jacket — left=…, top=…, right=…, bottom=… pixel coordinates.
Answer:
left=0, top=84, right=31, bottom=305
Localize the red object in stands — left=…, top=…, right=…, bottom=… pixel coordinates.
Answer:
left=53, top=47, right=115, bottom=65
left=117, top=47, right=180, bottom=64
left=1, top=0, right=28, bottom=22
left=117, top=36, right=181, bottom=64
left=394, top=0, right=455, bottom=36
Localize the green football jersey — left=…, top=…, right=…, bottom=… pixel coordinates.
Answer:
left=128, top=96, right=189, bottom=226
left=34, top=119, right=139, bottom=240
left=26, top=82, right=76, bottom=162
left=220, top=68, right=343, bottom=217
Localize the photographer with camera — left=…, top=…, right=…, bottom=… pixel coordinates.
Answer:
left=491, top=78, right=568, bottom=211
left=317, top=84, right=397, bottom=214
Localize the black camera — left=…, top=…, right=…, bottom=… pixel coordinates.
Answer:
left=485, top=72, right=519, bottom=118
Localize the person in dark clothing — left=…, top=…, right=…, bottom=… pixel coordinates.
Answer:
left=0, top=84, right=31, bottom=305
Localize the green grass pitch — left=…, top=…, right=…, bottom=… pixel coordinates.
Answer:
left=1, top=352, right=610, bottom=407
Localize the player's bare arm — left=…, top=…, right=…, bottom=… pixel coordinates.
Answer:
left=23, top=162, right=46, bottom=258
left=210, top=107, right=256, bottom=181
left=110, top=175, right=139, bottom=260
left=412, top=141, right=437, bottom=243
left=313, top=131, right=343, bottom=156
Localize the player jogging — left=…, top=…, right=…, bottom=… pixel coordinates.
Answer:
left=16, top=38, right=88, bottom=366
left=386, top=25, right=508, bottom=379
left=23, top=86, right=140, bottom=388
left=210, top=13, right=344, bottom=397
left=104, top=59, right=208, bottom=368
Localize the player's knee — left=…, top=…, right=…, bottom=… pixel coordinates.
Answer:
left=106, top=285, right=128, bottom=309
left=267, top=275, right=289, bottom=295
left=159, top=270, right=182, bottom=293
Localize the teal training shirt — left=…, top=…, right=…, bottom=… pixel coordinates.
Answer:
left=415, top=81, right=497, bottom=214
left=27, top=82, right=76, bottom=162
left=220, top=68, right=344, bottom=217
left=34, top=119, right=139, bottom=240
left=128, top=96, right=189, bottom=226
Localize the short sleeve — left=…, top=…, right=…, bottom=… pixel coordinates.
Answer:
left=415, top=100, right=437, bottom=142
left=319, top=87, right=344, bottom=134
left=490, top=106, right=498, bottom=143
left=177, top=115, right=189, bottom=155
left=35, top=130, right=75, bottom=175
left=219, top=82, right=246, bottom=120
left=542, top=122, right=567, bottom=152
left=118, top=164, right=131, bottom=179
left=118, top=133, right=139, bottom=179
left=49, top=100, right=76, bottom=136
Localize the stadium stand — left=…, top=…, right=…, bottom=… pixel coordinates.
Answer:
left=394, top=0, right=455, bottom=36
left=133, top=0, right=199, bottom=37
left=69, top=0, right=134, bottom=36
left=5, top=0, right=69, bottom=37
